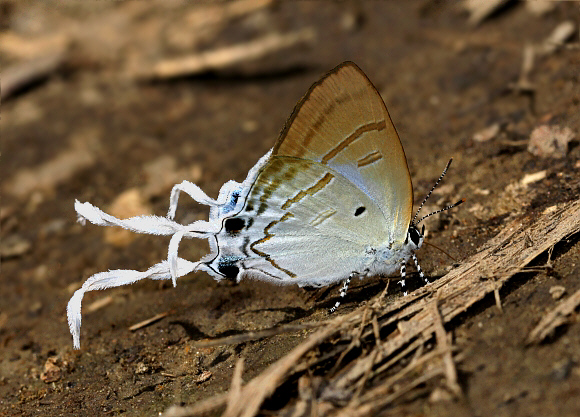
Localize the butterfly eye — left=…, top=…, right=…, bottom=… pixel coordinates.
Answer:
left=409, top=226, right=422, bottom=246
left=224, top=217, right=245, bottom=236
left=354, top=206, right=366, bottom=217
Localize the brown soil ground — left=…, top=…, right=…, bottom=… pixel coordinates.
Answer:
left=2, top=1, right=579, bottom=416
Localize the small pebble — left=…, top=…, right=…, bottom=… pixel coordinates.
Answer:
left=549, top=285, right=566, bottom=300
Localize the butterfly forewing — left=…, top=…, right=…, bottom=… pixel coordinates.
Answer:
left=272, top=62, right=413, bottom=243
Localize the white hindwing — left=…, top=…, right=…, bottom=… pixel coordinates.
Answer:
left=204, top=157, right=391, bottom=287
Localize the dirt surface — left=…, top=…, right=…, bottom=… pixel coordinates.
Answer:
left=2, top=1, right=580, bottom=416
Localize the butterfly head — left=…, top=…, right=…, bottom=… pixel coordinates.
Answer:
left=406, top=224, right=425, bottom=251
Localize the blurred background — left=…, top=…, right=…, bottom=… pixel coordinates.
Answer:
left=1, top=1, right=579, bottom=416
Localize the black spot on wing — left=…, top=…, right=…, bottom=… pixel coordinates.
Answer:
left=224, top=217, right=245, bottom=236
left=354, top=206, right=366, bottom=216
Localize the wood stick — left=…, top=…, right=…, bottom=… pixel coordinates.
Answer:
left=128, top=311, right=170, bottom=331
left=526, top=288, right=580, bottom=345
left=141, top=28, right=315, bottom=80
left=2, top=52, right=65, bottom=100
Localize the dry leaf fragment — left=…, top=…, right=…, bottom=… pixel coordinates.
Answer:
left=528, top=125, right=575, bottom=158
left=520, top=170, right=547, bottom=187
left=473, top=123, right=500, bottom=142
left=195, top=370, right=212, bottom=383
left=40, top=357, right=62, bottom=383
left=0, top=235, right=31, bottom=259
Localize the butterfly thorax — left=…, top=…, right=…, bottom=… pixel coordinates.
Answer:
left=363, top=224, right=423, bottom=278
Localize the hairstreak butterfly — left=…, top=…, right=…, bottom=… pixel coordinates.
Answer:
left=68, top=62, right=462, bottom=348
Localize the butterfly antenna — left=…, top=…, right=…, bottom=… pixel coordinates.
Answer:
left=412, top=158, right=453, bottom=225
left=416, top=198, right=465, bottom=225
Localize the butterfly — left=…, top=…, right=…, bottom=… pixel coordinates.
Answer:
left=68, top=62, right=462, bottom=349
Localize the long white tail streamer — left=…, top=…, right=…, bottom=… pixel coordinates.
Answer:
left=67, top=258, right=198, bottom=349
left=68, top=151, right=272, bottom=349
left=68, top=200, right=220, bottom=349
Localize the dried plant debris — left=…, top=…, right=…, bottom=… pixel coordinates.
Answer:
left=525, top=0, right=557, bottom=17
left=537, top=21, right=577, bottom=56
left=463, top=0, right=573, bottom=26
left=528, top=125, right=576, bottom=159
left=527, top=289, right=580, bottom=345
left=510, top=43, right=536, bottom=93
left=40, top=357, right=73, bottom=383
left=128, top=311, right=171, bottom=332
left=4, top=128, right=100, bottom=199
left=160, top=199, right=580, bottom=416
left=2, top=51, right=67, bottom=101
left=463, top=0, right=510, bottom=26
left=472, top=123, right=500, bottom=143
left=510, top=21, right=577, bottom=93
left=0, top=0, right=297, bottom=97
left=162, top=0, right=274, bottom=52
left=520, top=170, right=547, bottom=187
left=0, top=234, right=32, bottom=259
left=549, top=285, right=566, bottom=300
left=139, top=28, right=316, bottom=80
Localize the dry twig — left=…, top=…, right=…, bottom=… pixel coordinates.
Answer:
left=430, top=300, right=461, bottom=397
left=526, top=288, right=580, bottom=345
left=141, top=28, right=316, bottom=80
left=128, top=311, right=170, bottom=331
left=463, top=0, right=509, bottom=26
left=162, top=199, right=580, bottom=417
left=2, top=51, right=66, bottom=100
left=224, top=359, right=245, bottom=417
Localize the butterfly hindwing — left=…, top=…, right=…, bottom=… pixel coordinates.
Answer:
left=206, top=157, right=390, bottom=286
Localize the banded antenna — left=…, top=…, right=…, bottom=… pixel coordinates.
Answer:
left=412, top=158, right=465, bottom=226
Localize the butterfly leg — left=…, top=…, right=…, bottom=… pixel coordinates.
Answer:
left=399, top=263, right=408, bottom=296
left=412, top=253, right=428, bottom=284
left=329, top=273, right=355, bottom=313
